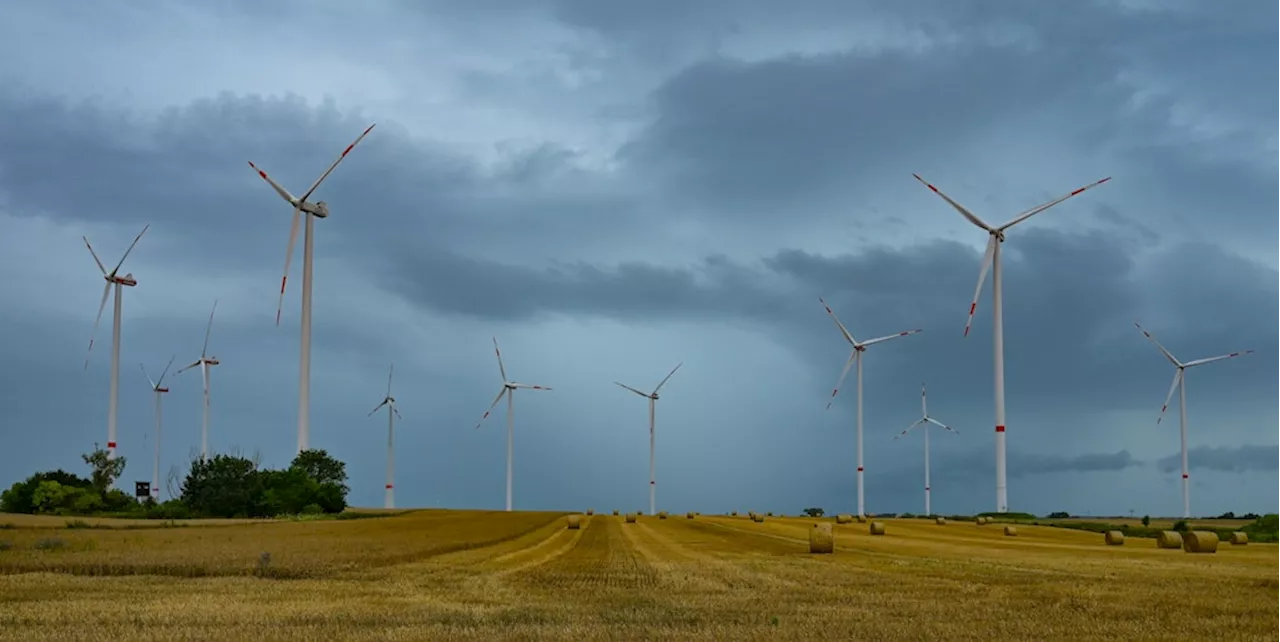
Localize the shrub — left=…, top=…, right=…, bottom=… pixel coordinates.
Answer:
left=1047, top=511, right=1071, bottom=519
left=1141, top=515, right=1150, bottom=527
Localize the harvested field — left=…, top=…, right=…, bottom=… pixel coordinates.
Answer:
left=0, top=512, right=1274, bottom=640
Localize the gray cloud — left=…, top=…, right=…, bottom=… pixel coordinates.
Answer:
left=1157, top=445, right=1279, bottom=474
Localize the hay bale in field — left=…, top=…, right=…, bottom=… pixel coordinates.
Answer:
left=976, top=516, right=988, bottom=525
left=1156, top=531, right=1183, bottom=549
left=567, top=514, right=582, bottom=530
left=935, top=517, right=947, bottom=525
left=586, top=509, right=594, bottom=516
left=1104, top=530, right=1124, bottom=546
left=810, top=523, right=834, bottom=554
left=1003, top=526, right=1017, bottom=537
left=625, top=513, right=637, bottom=523
left=869, top=521, right=886, bottom=535
left=1182, top=530, right=1219, bottom=554
left=835, top=514, right=853, bottom=524
left=752, top=514, right=765, bottom=523
left=856, top=515, right=867, bottom=524
left=686, top=512, right=695, bottom=519
left=658, top=511, right=668, bottom=520
left=1230, top=532, right=1248, bottom=545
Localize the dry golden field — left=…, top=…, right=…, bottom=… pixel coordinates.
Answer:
left=0, top=511, right=1275, bottom=640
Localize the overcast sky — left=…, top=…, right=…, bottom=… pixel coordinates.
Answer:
left=1, top=0, right=1275, bottom=518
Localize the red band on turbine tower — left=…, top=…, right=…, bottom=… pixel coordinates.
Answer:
left=650, top=481, right=655, bottom=485
left=995, top=425, right=1006, bottom=433
left=1182, top=474, right=1188, bottom=479
left=107, top=441, right=117, bottom=449
left=857, top=466, right=864, bottom=472
left=385, top=484, right=393, bottom=489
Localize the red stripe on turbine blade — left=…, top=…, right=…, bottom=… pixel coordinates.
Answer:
left=995, top=425, right=1006, bottom=432
left=968, top=303, right=977, bottom=315
left=280, top=276, right=287, bottom=294
left=1070, top=187, right=1085, bottom=195
left=342, top=144, right=354, bottom=156
left=107, top=441, right=117, bottom=448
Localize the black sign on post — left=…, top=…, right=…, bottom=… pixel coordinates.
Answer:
left=134, top=481, right=151, bottom=498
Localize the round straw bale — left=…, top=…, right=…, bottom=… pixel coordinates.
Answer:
left=1003, top=526, right=1017, bottom=537
left=810, top=523, right=834, bottom=554
left=686, top=512, right=695, bottom=519
left=935, top=517, right=947, bottom=526
left=856, top=515, right=868, bottom=524
left=658, top=511, right=668, bottom=520
left=625, top=513, right=637, bottom=523
left=612, top=510, right=619, bottom=516
left=976, top=516, right=987, bottom=525
left=1156, top=530, right=1183, bottom=549
left=1182, top=530, right=1219, bottom=553
left=1104, top=530, right=1124, bottom=546
left=566, top=514, right=582, bottom=530
left=835, top=514, right=853, bottom=524
left=869, top=521, right=886, bottom=535
left=752, top=514, right=765, bottom=523
left=1230, top=531, right=1248, bottom=545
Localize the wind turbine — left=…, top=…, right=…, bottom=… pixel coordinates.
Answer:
left=912, top=173, right=1110, bottom=513
left=83, top=224, right=150, bottom=460
left=894, top=383, right=958, bottom=517
left=614, top=362, right=683, bottom=516
left=140, top=356, right=176, bottom=501
left=367, top=363, right=401, bottom=510
left=177, top=301, right=220, bottom=461
left=248, top=124, right=376, bottom=455
left=1134, top=322, right=1252, bottom=518
left=820, top=297, right=921, bottom=518
left=475, top=337, right=552, bottom=512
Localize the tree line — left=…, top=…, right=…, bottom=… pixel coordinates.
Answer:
left=1, top=445, right=350, bottom=519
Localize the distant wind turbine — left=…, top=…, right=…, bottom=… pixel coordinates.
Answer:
left=248, top=124, right=376, bottom=455
left=894, top=383, right=958, bottom=517
left=367, top=363, right=402, bottom=510
left=820, top=297, right=921, bottom=518
left=475, top=338, right=552, bottom=512
left=912, top=173, right=1110, bottom=513
left=83, top=224, right=150, bottom=460
left=177, top=301, right=220, bottom=461
left=140, top=356, right=176, bottom=501
left=614, top=362, right=683, bottom=516
left=1134, top=322, right=1252, bottom=518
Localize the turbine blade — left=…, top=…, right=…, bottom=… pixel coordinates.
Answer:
left=818, top=297, right=858, bottom=346
left=652, top=362, right=683, bottom=394
left=925, top=417, right=955, bottom=433
left=1133, top=322, right=1181, bottom=366
left=83, top=237, right=107, bottom=274
left=368, top=400, right=388, bottom=417
left=826, top=351, right=857, bottom=411
left=997, top=177, right=1112, bottom=231
left=964, top=235, right=997, bottom=338
left=1156, top=369, right=1182, bottom=425
left=298, top=124, right=376, bottom=203
left=615, top=382, right=649, bottom=397
left=920, top=382, right=928, bottom=416
left=859, top=328, right=923, bottom=348
left=912, top=174, right=993, bottom=231
left=156, top=354, right=177, bottom=386
left=492, top=337, right=508, bottom=382
left=276, top=204, right=303, bottom=326
left=386, top=363, right=394, bottom=397
left=1183, top=350, right=1253, bottom=368
left=247, top=161, right=299, bottom=205
left=176, top=360, right=203, bottom=374
left=513, top=383, right=552, bottom=390
left=391, top=406, right=402, bottom=420
left=109, top=224, right=150, bottom=276
left=895, top=419, right=926, bottom=440
left=84, top=282, right=111, bottom=369
left=475, top=387, right=508, bottom=429
left=202, top=300, right=218, bottom=357
left=140, top=363, right=156, bottom=389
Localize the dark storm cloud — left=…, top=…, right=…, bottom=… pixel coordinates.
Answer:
left=1156, top=445, right=1279, bottom=474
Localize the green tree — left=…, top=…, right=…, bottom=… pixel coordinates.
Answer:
left=180, top=454, right=263, bottom=518
left=256, top=468, right=321, bottom=516
left=802, top=507, right=826, bottom=518
left=81, top=444, right=127, bottom=495
left=1141, top=515, right=1150, bottom=527
left=290, top=450, right=349, bottom=493
left=32, top=481, right=69, bottom=514
left=0, top=470, right=94, bottom=514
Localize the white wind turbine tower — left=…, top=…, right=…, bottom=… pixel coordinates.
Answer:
left=140, top=356, right=176, bottom=501
left=820, top=297, right=921, bottom=518
left=475, top=337, right=552, bottom=512
left=614, top=362, right=683, bottom=516
left=248, top=124, right=376, bottom=455
left=177, top=301, right=221, bottom=461
left=912, top=173, right=1110, bottom=513
left=1134, top=322, right=1252, bottom=518
left=83, top=224, right=150, bottom=460
left=367, top=363, right=402, bottom=510
left=894, top=383, right=958, bottom=517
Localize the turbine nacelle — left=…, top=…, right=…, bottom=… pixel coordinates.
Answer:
left=204, top=357, right=220, bottom=366
left=108, top=272, right=138, bottom=287
left=155, top=387, right=170, bottom=393
left=300, top=200, right=330, bottom=218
